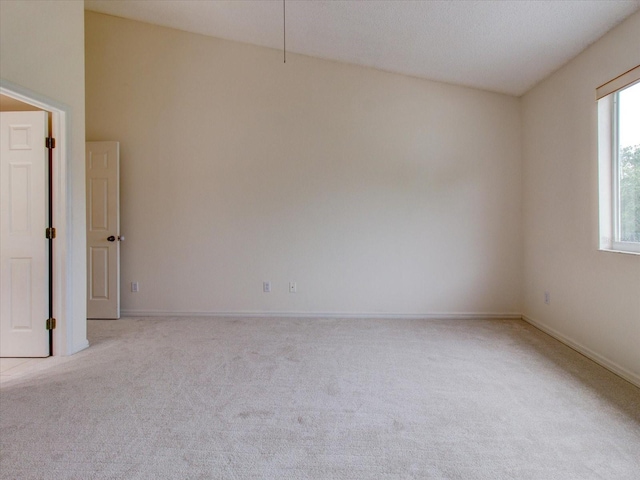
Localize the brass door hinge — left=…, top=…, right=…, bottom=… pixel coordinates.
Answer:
left=45, top=227, right=56, bottom=239
left=46, top=318, right=56, bottom=330
left=45, top=137, right=56, bottom=149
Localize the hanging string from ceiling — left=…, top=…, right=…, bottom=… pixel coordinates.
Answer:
left=283, top=0, right=286, bottom=63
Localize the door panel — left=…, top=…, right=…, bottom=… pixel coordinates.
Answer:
left=89, top=246, right=109, bottom=299
left=86, top=141, right=120, bottom=319
left=0, top=111, right=49, bottom=357
left=89, top=178, right=108, bottom=230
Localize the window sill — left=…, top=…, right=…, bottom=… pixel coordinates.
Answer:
left=598, top=247, right=640, bottom=256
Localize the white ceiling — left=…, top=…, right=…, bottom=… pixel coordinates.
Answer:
left=84, top=0, right=640, bottom=96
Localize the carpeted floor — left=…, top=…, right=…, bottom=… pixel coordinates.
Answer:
left=1, top=317, right=639, bottom=479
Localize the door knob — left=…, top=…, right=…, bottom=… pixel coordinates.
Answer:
left=107, top=236, right=116, bottom=242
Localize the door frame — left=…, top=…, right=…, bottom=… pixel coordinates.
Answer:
left=1, top=81, right=76, bottom=357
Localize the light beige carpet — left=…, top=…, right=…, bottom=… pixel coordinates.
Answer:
left=1, top=317, right=639, bottom=479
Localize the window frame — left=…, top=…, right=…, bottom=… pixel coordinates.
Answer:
left=611, top=89, right=640, bottom=253
left=597, top=69, right=640, bottom=255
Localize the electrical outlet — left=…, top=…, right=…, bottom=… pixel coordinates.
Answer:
left=131, top=282, right=139, bottom=293
left=263, top=281, right=271, bottom=293
left=289, top=282, right=297, bottom=293
left=544, top=291, right=550, bottom=305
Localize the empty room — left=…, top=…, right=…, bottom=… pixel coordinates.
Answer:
left=0, top=0, right=639, bottom=478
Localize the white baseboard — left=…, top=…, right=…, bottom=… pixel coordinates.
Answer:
left=522, top=315, right=640, bottom=389
left=68, top=339, right=90, bottom=356
left=119, top=309, right=523, bottom=320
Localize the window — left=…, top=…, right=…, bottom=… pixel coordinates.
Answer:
left=597, top=66, right=640, bottom=254
left=616, top=83, right=640, bottom=246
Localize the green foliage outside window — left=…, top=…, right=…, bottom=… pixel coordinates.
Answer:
left=620, top=144, right=640, bottom=242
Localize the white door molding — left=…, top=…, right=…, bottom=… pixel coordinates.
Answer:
left=0, top=80, right=83, bottom=356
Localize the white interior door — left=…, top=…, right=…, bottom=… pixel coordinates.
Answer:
left=0, top=111, right=49, bottom=357
left=86, top=141, right=120, bottom=319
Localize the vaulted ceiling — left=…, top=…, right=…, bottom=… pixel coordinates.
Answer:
left=84, top=0, right=640, bottom=96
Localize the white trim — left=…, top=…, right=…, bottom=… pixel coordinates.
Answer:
left=611, top=241, right=640, bottom=254
left=0, top=80, right=78, bottom=356
left=597, top=87, right=640, bottom=255
left=598, top=95, right=614, bottom=249
left=72, top=339, right=90, bottom=354
left=596, top=65, right=640, bottom=100
left=120, top=309, right=522, bottom=320
left=522, top=315, right=640, bottom=389
left=598, top=247, right=640, bottom=256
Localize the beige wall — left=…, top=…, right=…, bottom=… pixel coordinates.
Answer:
left=0, top=0, right=86, bottom=354
left=85, top=12, right=522, bottom=317
left=522, top=12, right=640, bottom=384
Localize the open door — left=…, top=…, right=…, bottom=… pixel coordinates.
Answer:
left=0, top=111, right=50, bottom=357
left=86, top=141, right=120, bottom=319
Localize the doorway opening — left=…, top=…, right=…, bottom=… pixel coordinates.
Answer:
left=0, top=83, right=73, bottom=357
